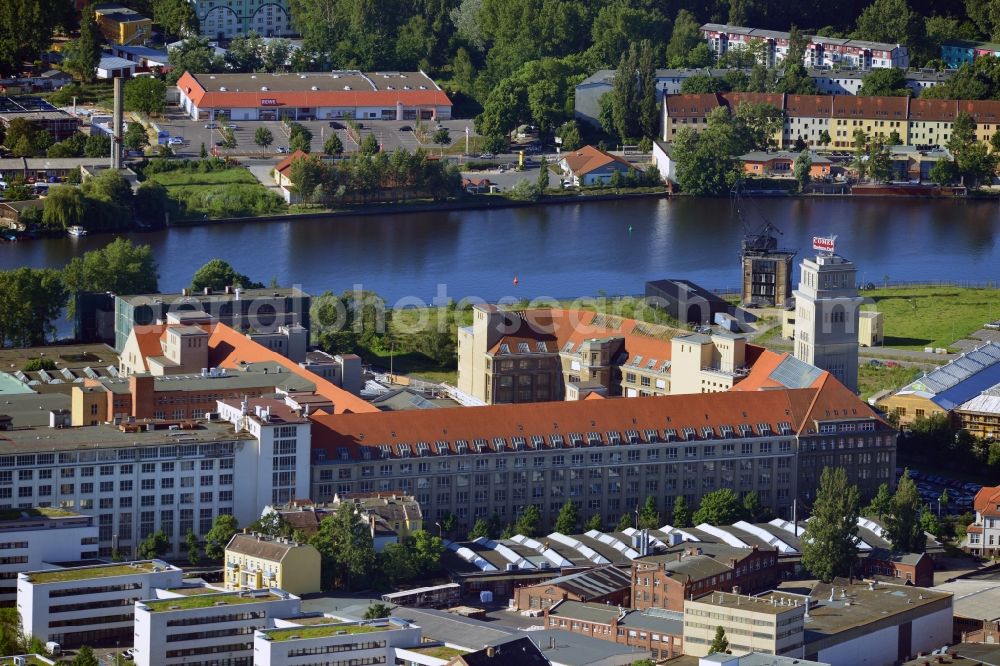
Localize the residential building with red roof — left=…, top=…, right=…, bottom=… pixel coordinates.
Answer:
left=558, top=145, right=636, bottom=187
left=966, top=485, right=1000, bottom=556
left=273, top=149, right=308, bottom=188
left=177, top=70, right=452, bottom=123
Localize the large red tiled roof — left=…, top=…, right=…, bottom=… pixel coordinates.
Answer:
left=664, top=94, right=722, bottom=118
left=309, top=388, right=825, bottom=459
left=719, top=92, right=785, bottom=110
left=974, top=485, right=1000, bottom=517
left=206, top=324, right=377, bottom=414
left=908, top=99, right=958, bottom=122
left=561, top=145, right=633, bottom=177
left=832, top=95, right=908, bottom=119
left=785, top=95, right=833, bottom=118
left=274, top=150, right=308, bottom=175
left=177, top=71, right=451, bottom=110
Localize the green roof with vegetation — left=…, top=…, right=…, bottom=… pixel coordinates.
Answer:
left=407, top=645, right=469, bottom=658
left=28, top=561, right=159, bottom=584
left=0, top=507, right=79, bottom=521
left=0, top=656, right=52, bottom=666
left=144, top=591, right=279, bottom=611
left=263, top=623, right=391, bottom=641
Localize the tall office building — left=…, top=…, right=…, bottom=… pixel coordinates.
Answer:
left=792, top=243, right=862, bottom=392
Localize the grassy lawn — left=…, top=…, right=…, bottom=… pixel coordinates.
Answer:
left=857, top=363, right=923, bottom=401
left=147, top=168, right=260, bottom=189
left=408, top=646, right=469, bottom=658
left=861, top=286, right=999, bottom=350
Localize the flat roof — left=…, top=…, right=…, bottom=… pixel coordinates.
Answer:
left=932, top=579, right=1000, bottom=621
left=186, top=71, right=438, bottom=94
left=262, top=620, right=400, bottom=641
left=688, top=590, right=807, bottom=616
left=26, top=560, right=169, bottom=584
left=0, top=506, right=88, bottom=525
left=143, top=589, right=285, bottom=611
left=118, top=287, right=308, bottom=305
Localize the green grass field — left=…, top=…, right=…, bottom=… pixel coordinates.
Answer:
left=147, top=169, right=260, bottom=189
left=861, top=286, right=999, bottom=350
left=857, top=363, right=923, bottom=401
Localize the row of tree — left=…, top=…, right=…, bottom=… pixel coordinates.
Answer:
left=288, top=149, right=462, bottom=204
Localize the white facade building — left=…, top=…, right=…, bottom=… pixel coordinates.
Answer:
left=189, top=0, right=294, bottom=39
left=0, top=508, right=98, bottom=604
left=793, top=250, right=862, bottom=393
left=0, top=393, right=309, bottom=560
left=253, top=618, right=423, bottom=666
left=17, top=560, right=182, bottom=648
left=133, top=588, right=301, bottom=666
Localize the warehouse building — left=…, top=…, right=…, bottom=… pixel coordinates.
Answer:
left=177, top=70, right=452, bottom=122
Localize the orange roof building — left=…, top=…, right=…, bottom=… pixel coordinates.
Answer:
left=177, top=70, right=452, bottom=123
left=966, top=485, right=1000, bottom=556
left=559, top=145, right=635, bottom=186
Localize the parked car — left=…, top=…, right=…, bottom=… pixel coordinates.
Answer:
left=399, top=125, right=412, bottom=132
left=167, top=137, right=184, bottom=145
left=204, top=122, right=217, bottom=129
left=479, top=152, right=495, bottom=159
left=277, top=146, right=289, bottom=153
left=329, top=121, right=344, bottom=129
left=121, top=648, right=135, bottom=660
left=227, top=124, right=240, bottom=130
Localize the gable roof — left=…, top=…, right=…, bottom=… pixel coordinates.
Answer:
left=225, top=532, right=305, bottom=561
left=974, top=485, right=1000, bottom=517
left=456, top=636, right=549, bottom=666
left=274, top=150, right=308, bottom=175
left=561, top=145, right=633, bottom=177
left=894, top=342, right=1000, bottom=410
left=538, top=565, right=632, bottom=599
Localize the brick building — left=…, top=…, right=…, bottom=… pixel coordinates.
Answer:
left=544, top=599, right=684, bottom=660
left=631, top=543, right=779, bottom=612
left=513, top=565, right=631, bottom=612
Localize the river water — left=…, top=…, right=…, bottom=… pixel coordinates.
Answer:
left=1, top=197, right=998, bottom=304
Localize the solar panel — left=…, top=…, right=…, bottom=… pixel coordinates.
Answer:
left=768, top=355, right=824, bottom=389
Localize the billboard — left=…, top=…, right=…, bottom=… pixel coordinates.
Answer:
left=812, top=236, right=836, bottom=252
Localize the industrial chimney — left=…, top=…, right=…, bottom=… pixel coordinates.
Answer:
left=111, top=77, right=124, bottom=169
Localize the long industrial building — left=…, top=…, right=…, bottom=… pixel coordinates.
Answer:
left=177, top=70, right=452, bottom=122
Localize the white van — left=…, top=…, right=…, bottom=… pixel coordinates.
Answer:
left=45, top=641, right=61, bottom=655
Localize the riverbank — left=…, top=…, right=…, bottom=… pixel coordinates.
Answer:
left=165, top=188, right=668, bottom=227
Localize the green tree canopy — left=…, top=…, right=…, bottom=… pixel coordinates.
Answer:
left=514, top=504, right=541, bottom=537
left=203, top=514, right=238, bottom=560
left=73, top=645, right=99, bottom=666
left=63, top=8, right=102, bottom=83
left=190, top=259, right=265, bottom=292
left=310, top=502, right=376, bottom=590
left=858, top=68, right=911, bottom=97
left=693, top=488, right=742, bottom=526
left=364, top=602, right=392, bottom=619
left=153, top=0, right=199, bottom=38
left=125, top=77, right=168, bottom=115
left=0, top=268, right=67, bottom=347
left=864, top=483, right=894, bottom=521
left=555, top=500, right=579, bottom=534
left=709, top=625, right=730, bottom=655
left=801, top=467, right=860, bottom=583
left=137, top=530, right=171, bottom=559
left=468, top=518, right=490, bottom=540
left=185, top=529, right=200, bottom=565
left=672, top=495, right=692, bottom=528
left=638, top=496, right=660, bottom=530
left=167, top=37, right=224, bottom=84
left=324, top=133, right=344, bottom=155
left=62, top=238, right=159, bottom=296
left=255, top=126, right=275, bottom=155
left=42, top=186, right=86, bottom=230
left=884, top=470, right=925, bottom=552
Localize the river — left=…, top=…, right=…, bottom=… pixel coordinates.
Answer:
left=1, top=197, right=998, bottom=305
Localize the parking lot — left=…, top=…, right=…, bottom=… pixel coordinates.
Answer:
left=154, top=110, right=480, bottom=158
left=900, top=467, right=980, bottom=515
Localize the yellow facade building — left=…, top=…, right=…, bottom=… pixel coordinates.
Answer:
left=224, top=532, right=321, bottom=595
left=93, top=3, right=152, bottom=46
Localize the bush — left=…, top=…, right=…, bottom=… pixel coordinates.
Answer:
left=23, top=358, right=56, bottom=372
left=172, top=183, right=285, bottom=218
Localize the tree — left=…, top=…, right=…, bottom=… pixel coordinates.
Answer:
left=536, top=156, right=549, bottom=192
left=190, top=259, right=264, bottom=291
left=166, top=37, right=224, bottom=84
left=735, top=102, right=784, bottom=151
left=709, top=626, right=730, bottom=655
left=555, top=500, right=579, bottom=534
left=125, top=77, right=167, bottom=115
left=920, top=507, right=940, bottom=537
left=611, top=44, right=640, bottom=141
left=859, top=68, right=911, bottom=97
left=432, top=127, right=451, bottom=156
left=203, top=514, right=238, bottom=561
left=0, top=0, right=68, bottom=77
left=865, top=483, right=894, bottom=521
left=667, top=10, right=710, bottom=68
left=359, top=133, right=380, bottom=156
left=62, top=238, right=159, bottom=298
left=616, top=513, right=632, bottom=531
left=514, top=505, right=541, bottom=537
left=481, top=134, right=507, bottom=155
left=0, top=268, right=68, bottom=347
left=250, top=511, right=293, bottom=538
left=741, top=491, right=772, bottom=522
left=324, top=134, right=344, bottom=156
left=287, top=122, right=313, bottom=153
left=468, top=518, right=491, bottom=540
left=254, top=126, right=275, bottom=156
left=556, top=121, right=581, bottom=152
left=939, top=488, right=950, bottom=514
left=793, top=151, right=812, bottom=192
left=693, top=489, right=742, bottom=526
left=672, top=496, right=692, bottom=528
left=801, top=467, right=860, bottom=583
left=681, top=75, right=730, bottom=93
left=184, top=528, right=199, bottom=564
left=153, top=0, right=199, bottom=37
left=63, top=9, right=101, bottom=83
left=364, top=602, right=392, bottom=619
left=637, top=40, right=659, bottom=139
left=200, top=142, right=208, bottom=158
left=819, top=129, right=832, bottom=146
left=310, top=503, right=376, bottom=591
left=73, top=645, right=99, bottom=666
left=137, top=530, right=170, bottom=559
left=929, top=157, right=959, bottom=185
left=672, top=109, right=744, bottom=196
left=124, top=123, right=150, bottom=154
left=441, top=512, right=457, bottom=536
left=42, top=186, right=86, bottom=230
left=884, top=470, right=924, bottom=552
left=585, top=514, right=603, bottom=531
left=867, top=137, right=892, bottom=184
left=777, top=27, right=817, bottom=95
left=956, top=142, right=999, bottom=188
left=84, top=133, right=111, bottom=159
left=638, top=496, right=660, bottom=529
left=6, top=118, right=53, bottom=157
left=854, top=0, right=924, bottom=55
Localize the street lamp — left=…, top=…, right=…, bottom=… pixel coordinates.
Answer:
left=435, top=521, right=442, bottom=538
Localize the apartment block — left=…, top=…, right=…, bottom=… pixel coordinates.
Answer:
left=0, top=508, right=98, bottom=605
left=134, top=588, right=301, bottom=666
left=223, top=532, right=321, bottom=596
left=701, top=24, right=908, bottom=70
left=253, top=618, right=423, bottom=666
left=941, top=40, right=1000, bottom=68
left=310, top=373, right=894, bottom=534
left=632, top=543, right=779, bottom=612
left=17, top=560, right=183, bottom=648
left=683, top=590, right=807, bottom=658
